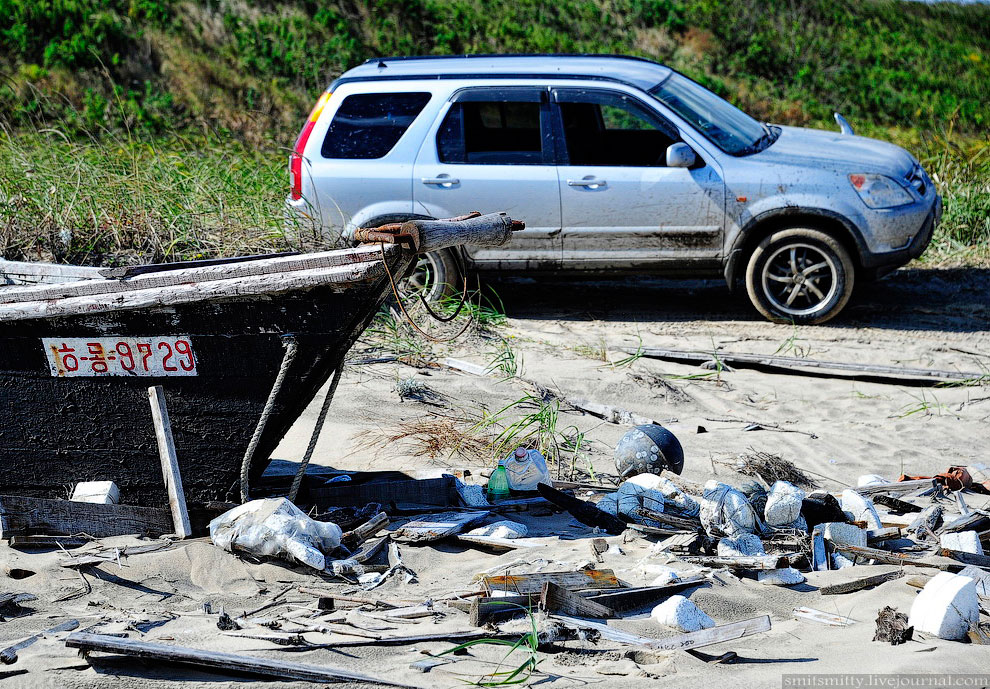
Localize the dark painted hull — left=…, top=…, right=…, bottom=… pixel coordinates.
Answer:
left=0, top=262, right=399, bottom=506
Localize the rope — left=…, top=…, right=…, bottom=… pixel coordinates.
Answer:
left=288, top=365, right=343, bottom=503
left=378, top=243, right=472, bottom=344
left=239, top=336, right=298, bottom=503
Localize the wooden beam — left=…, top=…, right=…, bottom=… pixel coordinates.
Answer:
left=584, top=577, right=707, bottom=613
left=65, top=633, right=418, bottom=687
left=835, top=544, right=958, bottom=570
left=819, top=570, right=904, bottom=595
left=482, top=569, right=621, bottom=596
left=551, top=614, right=771, bottom=651
left=633, top=508, right=702, bottom=532
left=677, top=554, right=791, bottom=571
left=148, top=386, right=191, bottom=539
left=626, top=347, right=984, bottom=384
left=0, top=495, right=172, bottom=539
left=936, top=548, right=990, bottom=569
left=540, top=582, right=614, bottom=619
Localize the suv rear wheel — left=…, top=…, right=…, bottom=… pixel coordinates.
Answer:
left=744, top=228, right=855, bottom=324
left=402, top=248, right=463, bottom=303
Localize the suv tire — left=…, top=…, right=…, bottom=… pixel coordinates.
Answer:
left=744, top=228, right=855, bottom=324
left=403, top=248, right=463, bottom=303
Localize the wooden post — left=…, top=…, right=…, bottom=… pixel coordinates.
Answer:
left=148, top=386, right=191, bottom=538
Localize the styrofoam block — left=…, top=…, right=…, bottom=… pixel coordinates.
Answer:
left=822, top=522, right=867, bottom=548
left=940, top=531, right=984, bottom=556
left=71, top=481, right=119, bottom=505
left=831, top=552, right=856, bottom=569
left=908, top=572, right=979, bottom=640
left=857, top=474, right=890, bottom=488
left=700, top=481, right=756, bottom=536
left=650, top=595, right=715, bottom=632
left=758, top=567, right=805, bottom=586
left=957, top=566, right=990, bottom=597
left=642, top=565, right=680, bottom=586
left=468, top=520, right=528, bottom=539
left=717, top=534, right=766, bottom=557
left=840, top=489, right=883, bottom=530
left=764, top=481, right=806, bottom=526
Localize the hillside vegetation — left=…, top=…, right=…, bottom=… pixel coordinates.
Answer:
left=0, top=0, right=988, bottom=265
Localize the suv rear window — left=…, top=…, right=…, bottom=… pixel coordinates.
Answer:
left=321, top=92, right=431, bottom=159
left=437, top=101, right=545, bottom=165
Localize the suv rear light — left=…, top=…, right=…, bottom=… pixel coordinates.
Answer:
left=290, top=91, right=331, bottom=201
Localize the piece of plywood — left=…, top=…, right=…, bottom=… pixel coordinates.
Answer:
left=148, top=386, right=191, bottom=538
left=482, top=569, right=621, bottom=595
left=390, top=511, right=487, bottom=543
left=819, top=570, right=904, bottom=595
left=0, top=495, right=172, bottom=539
left=540, top=582, right=614, bottom=618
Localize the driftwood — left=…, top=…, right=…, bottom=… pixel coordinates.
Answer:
left=482, top=569, right=621, bottom=596
left=633, top=508, right=702, bottom=532
left=569, top=399, right=660, bottom=426
left=390, top=511, right=487, bottom=543
left=584, top=578, right=707, bottom=613
left=793, top=607, right=856, bottom=626
left=65, top=632, right=418, bottom=687
left=540, top=582, right=615, bottom=619
left=626, top=346, right=985, bottom=385
left=873, top=606, right=913, bottom=645
left=678, top=554, right=790, bottom=571
left=341, top=513, right=389, bottom=549
left=835, top=544, right=958, bottom=570
left=1, top=620, right=78, bottom=664
left=148, top=386, right=192, bottom=538
left=468, top=595, right=534, bottom=626
left=0, top=495, right=172, bottom=539
left=536, top=484, right=626, bottom=535
left=551, top=614, right=771, bottom=651
left=819, top=570, right=904, bottom=595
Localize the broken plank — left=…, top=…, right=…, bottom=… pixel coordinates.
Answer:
left=633, top=507, right=702, bottom=531
left=793, top=607, right=856, bottom=626
left=0, top=495, right=172, bottom=539
left=677, top=554, right=790, bottom=571
left=835, top=544, right=957, bottom=570
left=551, top=614, right=771, bottom=651
left=936, top=548, right=990, bottom=569
left=626, top=347, right=983, bottom=385
left=148, top=386, right=192, bottom=539
left=456, top=534, right=542, bottom=550
left=482, top=569, right=621, bottom=596
left=584, top=577, right=707, bottom=614
left=867, top=527, right=902, bottom=545
left=872, top=495, right=922, bottom=514
left=855, top=480, right=934, bottom=497
left=469, top=595, right=535, bottom=627
left=819, top=570, right=904, bottom=595
left=540, top=583, right=614, bottom=619
left=390, top=511, right=488, bottom=543
left=341, top=512, right=389, bottom=549
left=65, top=633, right=417, bottom=687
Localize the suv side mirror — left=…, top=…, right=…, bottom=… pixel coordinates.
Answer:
left=666, top=142, right=696, bottom=168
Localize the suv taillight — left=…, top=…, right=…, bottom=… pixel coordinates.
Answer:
left=290, top=91, right=331, bottom=201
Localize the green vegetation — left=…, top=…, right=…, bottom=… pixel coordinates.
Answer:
left=0, top=0, right=988, bottom=264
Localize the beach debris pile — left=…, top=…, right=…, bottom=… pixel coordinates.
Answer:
left=1, top=423, right=988, bottom=684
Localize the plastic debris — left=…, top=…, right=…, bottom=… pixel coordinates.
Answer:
left=467, top=520, right=528, bottom=539
left=614, top=424, right=684, bottom=478
left=616, top=474, right=666, bottom=525
left=499, top=447, right=552, bottom=490
left=700, top=481, right=756, bottom=536
left=596, top=492, right=620, bottom=516
left=487, top=465, right=510, bottom=498
left=758, top=567, right=805, bottom=586
left=457, top=480, right=490, bottom=507
left=839, top=489, right=883, bottom=530
left=650, top=595, right=715, bottom=632
left=209, top=498, right=342, bottom=571
left=831, top=552, right=856, bottom=569
left=940, top=530, right=984, bottom=556
left=717, top=534, right=766, bottom=558
left=655, top=477, right=700, bottom=516
left=908, top=572, right=979, bottom=640
left=764, top=481, right=806, bottom=527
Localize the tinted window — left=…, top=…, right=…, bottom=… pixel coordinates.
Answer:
left=556, top=90, right=678, bottom=167
left=322, top=92, right=431, bottom=159
left=438, top=101, right=545, bottom=165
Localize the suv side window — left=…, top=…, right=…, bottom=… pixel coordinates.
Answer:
left=437, top=88, right=551, bottom=165
left=554, top=89, right=679, bottom=167
left=321, top=92, right=431, bottom=159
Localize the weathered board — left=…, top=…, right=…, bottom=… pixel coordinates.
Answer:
left=390, top=511, right=488, bottom=543
left=311, top=477, right=459, bottom=509
left=0, top=495, right=173, bottom=538
left=482, top=569, right=621, bottom=595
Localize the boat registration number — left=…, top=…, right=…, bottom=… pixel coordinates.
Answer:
left=43, top=337, right=198, bottom=377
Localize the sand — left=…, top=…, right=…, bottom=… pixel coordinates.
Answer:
left=2, top=267, right=988, bottom=687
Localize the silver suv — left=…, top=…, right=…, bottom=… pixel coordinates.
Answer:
left=286, top=55, right=941, bottom=324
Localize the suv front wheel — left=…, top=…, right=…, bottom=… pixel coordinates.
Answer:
left=744, top=228, right=855, bottom=324
left=402, top=248, right=463, bottom=303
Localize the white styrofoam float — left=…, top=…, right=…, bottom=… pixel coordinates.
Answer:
left=651, top=595, right=715, bottom=632
left=908, top=572, right=979, bottom=640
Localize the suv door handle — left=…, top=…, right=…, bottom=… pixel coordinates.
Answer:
left=422, top=177, right=459, bottom=186
left=567, top=178, right=606, bottom=188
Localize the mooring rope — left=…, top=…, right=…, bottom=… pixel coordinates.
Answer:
left=239, top=336, right=298, bottom=503
left=288, top=365, right=343, bottom=503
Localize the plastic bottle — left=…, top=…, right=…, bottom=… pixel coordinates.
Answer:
left=499, top=447, right=552, bottom=491
left=487, top=465, right=510, bottom=499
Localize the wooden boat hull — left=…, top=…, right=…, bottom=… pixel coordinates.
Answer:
left=0, top=251, right=401, bottom=506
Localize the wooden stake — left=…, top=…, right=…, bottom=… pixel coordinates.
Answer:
left=148, top=386, right=191, bottom=538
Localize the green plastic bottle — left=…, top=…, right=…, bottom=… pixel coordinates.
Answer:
left=487, top=464, right=510, bottom=499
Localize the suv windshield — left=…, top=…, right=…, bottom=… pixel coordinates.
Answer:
left=649, top=73, right=774, bottom=156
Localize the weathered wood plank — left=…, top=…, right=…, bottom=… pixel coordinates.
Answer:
left=0, top=495, right=172, bottom=539
left=541, top=582, right=615, bottom=619
left=390, top=511, right=487, bottom=543
left=65, top=632, right=418, bottom=687
left=584, top=578, right=707, bottom=613
left=835, top=544, right=958, bottom=570
left=482, top=569, right=621, bottom=595
left=551, top=614, right=771, bottom=651
left=148, top=386, right=191, bottom=538
left=469, top=595, right=535, bottom=627
left=793, top=607, right=856, bottom=626
left=677, top=554, right=790, bottom=571
left=819, top=570, right=904, bottom=595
